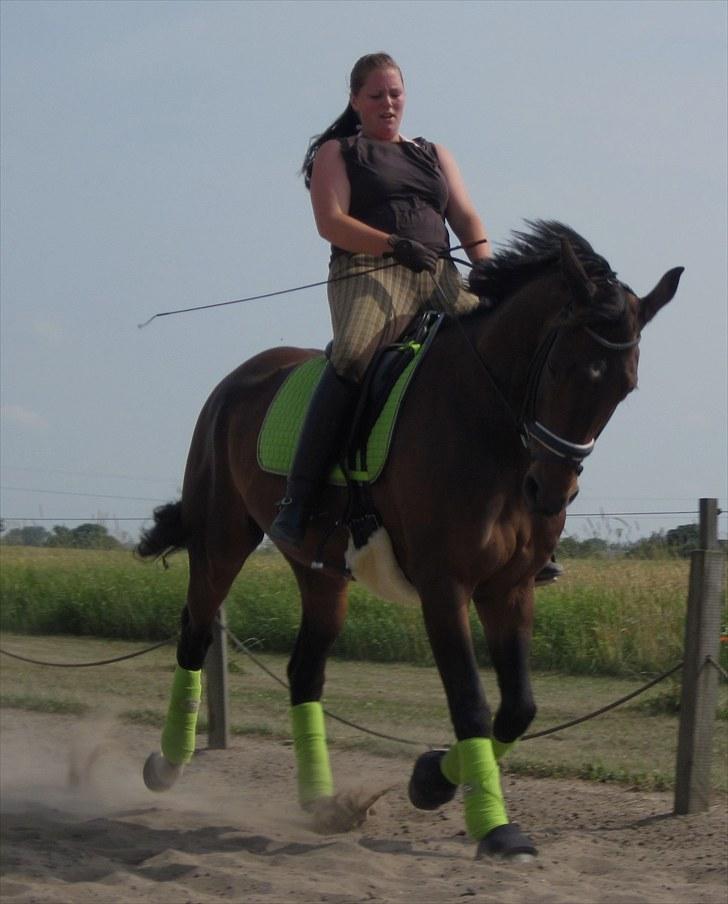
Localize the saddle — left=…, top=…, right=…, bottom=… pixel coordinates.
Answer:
left=338, top=309, right=443, bottom=483
left=257, top=310, right=444, bottom=547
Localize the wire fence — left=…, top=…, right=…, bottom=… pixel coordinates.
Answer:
left=2, top=508, right=725, bottom=526
left=2, top=484, right=726, bottom=525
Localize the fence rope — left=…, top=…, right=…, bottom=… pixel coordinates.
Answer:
left=222, top=625, right=428, bottom=748
left=705, top=654, right=728, bottom=682
left=222, top=624, right=688, bottom=748
left=0, top=638, right=175, bottom=668
left=3, top=630, right=721, bottom=744
left=522, top=662, right=684, bottom=740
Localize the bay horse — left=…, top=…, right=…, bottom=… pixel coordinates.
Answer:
left=137, top=222, right=682, bottom=860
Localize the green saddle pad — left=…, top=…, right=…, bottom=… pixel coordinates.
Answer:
left=257, top=350, right=423, bottom=486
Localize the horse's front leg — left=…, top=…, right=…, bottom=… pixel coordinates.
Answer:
left=410, top=579, right=536, bottom=859
left=473, top=584, right=537, bottom=761
left=285, top=561, right=349, bottom=813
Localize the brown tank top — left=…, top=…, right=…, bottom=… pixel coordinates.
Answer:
left=332, top=136, right=450, bottom=258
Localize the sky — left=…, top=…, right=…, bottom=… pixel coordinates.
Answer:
left=1, top=0, right=726, bottom=545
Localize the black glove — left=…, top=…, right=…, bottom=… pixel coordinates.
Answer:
left=387, top=236, right=439, bottom=273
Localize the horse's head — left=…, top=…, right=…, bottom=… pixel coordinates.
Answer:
left=521, top=237, right=683, bottom=516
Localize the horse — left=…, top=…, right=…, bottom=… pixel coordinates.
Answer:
left=136, top=221, right=682, bottom=860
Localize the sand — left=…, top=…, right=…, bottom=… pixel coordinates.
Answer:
left=1, top=709, right=726, bottom=904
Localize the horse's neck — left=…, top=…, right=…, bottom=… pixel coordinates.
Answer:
left=469, top=276, right=562, bottom=407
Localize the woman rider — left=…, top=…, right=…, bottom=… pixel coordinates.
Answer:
left=269, top=52, right=563, bottom=584
left=269, top=52, right=489, bottom=543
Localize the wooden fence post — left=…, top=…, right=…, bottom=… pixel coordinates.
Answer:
left=674, top=498, right=725, bottom=814
left=205, top=605, right=230, bottom=749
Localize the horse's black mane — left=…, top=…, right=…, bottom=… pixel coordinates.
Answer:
left=468, top=221, right=627, bottom=307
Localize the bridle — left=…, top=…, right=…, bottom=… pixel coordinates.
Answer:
left=518, top=317, right=640, bottom=475
left=428, top=270, right=640, bottom=477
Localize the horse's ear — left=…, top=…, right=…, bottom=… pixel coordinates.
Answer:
left=638, top=267, right=684, bottom=327
left=560, top=237, right=597, bottom=306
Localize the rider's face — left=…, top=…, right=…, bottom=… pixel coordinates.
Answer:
left=350, top=67, right=405, bottom=142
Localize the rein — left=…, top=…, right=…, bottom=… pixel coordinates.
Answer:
left=428, top=272, right=640, bottom=475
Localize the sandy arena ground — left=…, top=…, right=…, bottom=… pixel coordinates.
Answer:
left=1, top=709, right=726, bottom=904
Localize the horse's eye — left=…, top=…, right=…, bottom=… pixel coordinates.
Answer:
left=587, top=360, right=607, bottom=381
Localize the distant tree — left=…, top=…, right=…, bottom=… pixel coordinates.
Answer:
left=42, top=523, right=123, bottom=550
left=625, top=530, right=670, bottom=559
left=45, top=525, right=76, bottom=548
left=0, top=525, right=50, bottom=547
left=69, top=523, right=123, bottom=549
left=556, top=537, right=583, bottom=557
left=557, top=536, right=613, bottom=558
left=622, top=524, right=706, bottom=559
left=665, top=523, right=700, bottom=557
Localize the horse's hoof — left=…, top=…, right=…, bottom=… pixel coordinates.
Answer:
left=143, top=752, right=184, bottom=792
left=408, top=749, right=457, bottom=811
left=476, top=823, right=537, bottom=860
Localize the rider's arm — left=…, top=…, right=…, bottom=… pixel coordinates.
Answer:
left=436, top=144, right=491, bottom=263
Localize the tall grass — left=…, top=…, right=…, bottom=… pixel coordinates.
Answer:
left=0, top=546, right=720, bottom=676
left=0, top=547, right=185, bottom=640
left=526, top=559, right=692, bottom=675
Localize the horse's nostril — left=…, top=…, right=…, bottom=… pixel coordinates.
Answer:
left=567, top=487, right=580, bottom=506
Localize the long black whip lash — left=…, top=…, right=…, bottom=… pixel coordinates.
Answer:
left=136, top=241, right=484, bottom=329
left=138, top=262, right=394, bottom=329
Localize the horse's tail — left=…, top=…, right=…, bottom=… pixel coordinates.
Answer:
left=136, top=500, right=190, bottom=560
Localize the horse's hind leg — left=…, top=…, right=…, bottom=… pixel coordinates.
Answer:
left=144, top=515, right=263, bottom=792
left=284, top=559, right=348, bottom=811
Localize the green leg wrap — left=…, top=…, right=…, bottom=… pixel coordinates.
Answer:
left=439, top=738, right=509, bottom=840
left=161, top=666, right=202, bottom=766
left=440, top=744, right=460, bottom=785
left=291, top=702, right=334, bottom=806
left=492, top=738, right=516, bottom=761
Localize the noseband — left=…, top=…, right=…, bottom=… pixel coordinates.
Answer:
left=519, top=320, right=640, bottom=474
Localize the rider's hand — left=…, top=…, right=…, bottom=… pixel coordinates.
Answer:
left=387, top=236, right=439, bottom=274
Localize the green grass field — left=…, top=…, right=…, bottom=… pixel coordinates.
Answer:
left=1, top=545, right=717, bottom=677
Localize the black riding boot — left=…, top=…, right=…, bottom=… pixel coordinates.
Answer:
left=269, top=363, right=358, bottom=547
